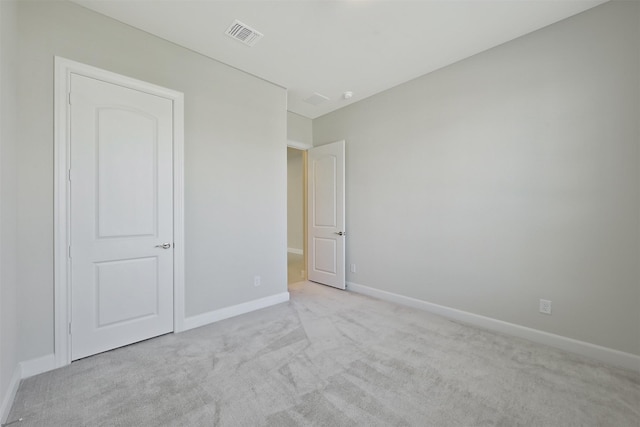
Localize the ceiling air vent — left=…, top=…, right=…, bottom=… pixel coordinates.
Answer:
left=225, top=20, right=263, bottom=47
left=304, top=93, right=330, bottom=106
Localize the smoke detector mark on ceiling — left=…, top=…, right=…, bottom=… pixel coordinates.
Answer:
left=304, top=93, right=330, bottom=106
left=225, top=20, right=263, bottom=47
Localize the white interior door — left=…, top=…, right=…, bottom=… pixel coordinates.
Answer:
left=70, top=73, right=174, bottom=360
left=307, top=140, right=345, bottom=289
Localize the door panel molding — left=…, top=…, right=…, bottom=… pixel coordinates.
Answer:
left=54, top=57, right=185, bottom=368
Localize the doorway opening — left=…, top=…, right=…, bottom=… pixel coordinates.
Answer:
left=287, top=147, right=306, bottom=284
left=286, top=139, right=346, bottom=289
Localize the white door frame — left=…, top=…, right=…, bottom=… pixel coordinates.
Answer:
left=54, top=57, right=185, bottom=368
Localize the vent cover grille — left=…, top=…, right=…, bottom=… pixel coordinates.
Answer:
left=304, top=93, right=330, bottom=106
left=225, top=20, right=263, bottom=47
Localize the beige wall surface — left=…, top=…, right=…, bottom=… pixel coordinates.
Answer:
left=17, top=1, right=287, bottom=361
left=287, top=148, right=304, bottom=251
left=287, top=111, right=312, bottom=145
left=0, top=0, right=20, bottom=416
left=314, top=1, right=640, bottom=355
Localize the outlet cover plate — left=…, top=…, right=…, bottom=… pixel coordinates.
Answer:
left=539, top=299, right=552, bottom=315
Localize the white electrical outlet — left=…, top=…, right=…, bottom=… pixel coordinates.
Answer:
left=300, top=270, right=305, bottom=278
left=254, top=276, right=261, bottom=287
left=539, top=299, right=552, bottom=315
left=350, top=264, right=357, bottom=273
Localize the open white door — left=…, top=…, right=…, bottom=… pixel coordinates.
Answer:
left=307, top=140, right=345, bottom=289
left=70, top=73, right=175, bottom=360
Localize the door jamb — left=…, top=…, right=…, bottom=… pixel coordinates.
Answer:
left=54, top=57, right=185, bottom=368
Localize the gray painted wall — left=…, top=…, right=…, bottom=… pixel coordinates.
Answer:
left=314, top=1, right=639, bottom=356
left=287, top=148, right=304, bottom=251
left=0, top=0, right=19, bottom=418
left=287, top=112, right=312, bottom=145
left=17, top=1, right=287, bottom=361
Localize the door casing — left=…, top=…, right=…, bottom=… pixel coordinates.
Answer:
left=54, top=57, right=185, bottom=368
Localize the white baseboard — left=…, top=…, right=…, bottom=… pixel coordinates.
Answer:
left=0, top=366, right=21, bottom=424
left=287, top=248, right=303, bottom=255
left=20, top=354, right=56, bottom=379
left=182, top=292, right=290, bottom=331
left=346, top=281, right=640, bottom=373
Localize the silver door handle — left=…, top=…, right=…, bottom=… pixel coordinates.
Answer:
left=155, top=243, right=171, bottom=249
left=334, top=231, right=346, bottom=236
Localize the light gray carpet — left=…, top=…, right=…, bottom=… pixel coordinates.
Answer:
left=7, top=281, right=640, bottom=426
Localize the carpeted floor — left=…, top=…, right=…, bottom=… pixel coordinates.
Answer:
left=7, top=281, right=640, bottom=426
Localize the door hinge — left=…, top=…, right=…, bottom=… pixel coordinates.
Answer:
left=68, top=322, right=72, bottom=335
left=67, top=169, right=71, bottom=182
left=68, top=92, right=72, bottom=105
left=68, top=245, right=72, bottom=259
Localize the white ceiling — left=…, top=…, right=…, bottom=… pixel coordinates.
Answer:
left=71, top=0, right=608, bottom=119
